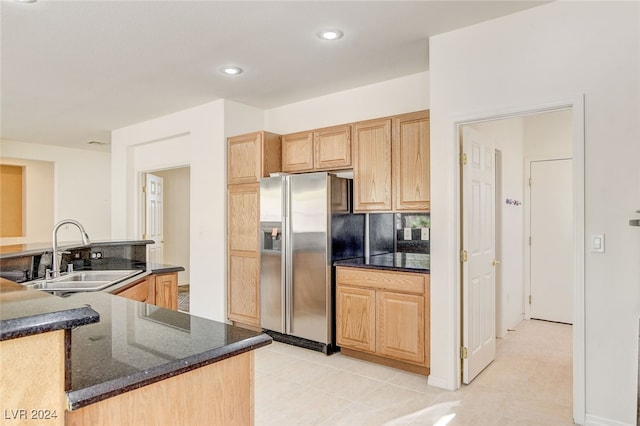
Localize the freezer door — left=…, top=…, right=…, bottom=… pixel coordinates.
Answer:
left=260, top=177, right=285, bottom=333
left=289, top=173, right=331, bottom=344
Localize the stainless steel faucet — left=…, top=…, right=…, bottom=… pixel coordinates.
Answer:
left=51, top=219, right=91, bottom=278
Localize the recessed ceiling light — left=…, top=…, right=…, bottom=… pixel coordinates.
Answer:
left=15, top=0, right=38, bottom=3
left=88, top=140, right=108, bottom=145
left=220, top=66, right=243, bottom=75
left=318, top=29, right=344, bottom=41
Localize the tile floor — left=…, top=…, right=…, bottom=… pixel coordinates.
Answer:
left=254, top=319, right=574, bottom=426
left=177, top=285, right=189, bottom=312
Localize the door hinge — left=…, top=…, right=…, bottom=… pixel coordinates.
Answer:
left=460, top=250, right=468, bottom=262
left=528, top=177, right=532, bottom=186
left=528, top=295, right=532, bottom=305
left=529, top=236, right=532, bottom=246
left=142, top=186, right=146, bottom=193
left=143, top=233, right=147, bottom=240
left=460, top=153, right=468, bottom=166
left=461, top=346, right=468, bottom=359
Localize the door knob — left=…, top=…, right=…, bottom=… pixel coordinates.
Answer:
left=491, top=259, right=501, bottom=266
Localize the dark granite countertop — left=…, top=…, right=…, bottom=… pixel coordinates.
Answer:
left=65, top=292, right=272, bottom=410
left=335, top=252, right=430, bottom=273
left=0, top=278, right=100, bottom=341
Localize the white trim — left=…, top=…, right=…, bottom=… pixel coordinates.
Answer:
left=584, top=413, right=635, bottom=426
left=451, top=95, right=586, bottom=425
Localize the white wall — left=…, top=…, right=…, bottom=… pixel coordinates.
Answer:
left=429, top=2, right=640, bottom=424
left=467, top=118, right=525, bottom=338
left=154, top=167, right=190, bottom=286
left=524, top=109, right=572, bottom=158
left=111, top=99, right=264, bottom=322
left=0, top=139, right=111, bottom=243
left=266, top=72, right=429, bottom=133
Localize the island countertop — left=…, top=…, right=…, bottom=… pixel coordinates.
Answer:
left=65, top=292, right=272, bottom=410
left=334, top=252, right=430, bottom=273
left=0, top=278, right=99, bottom=341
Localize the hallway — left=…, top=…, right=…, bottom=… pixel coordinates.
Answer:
left=254, top=319, right=573, bottom=425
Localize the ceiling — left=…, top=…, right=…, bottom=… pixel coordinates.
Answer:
left=1, top=0, right=546, bottom=152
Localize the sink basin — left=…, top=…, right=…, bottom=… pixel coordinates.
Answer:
left=23, top=270, right=144, bottom=292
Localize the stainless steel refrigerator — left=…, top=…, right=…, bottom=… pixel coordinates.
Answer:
left=259, top=172, right=364, bottom=353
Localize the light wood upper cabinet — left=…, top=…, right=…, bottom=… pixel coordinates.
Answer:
left=282, top=131, right=314, bottom=173
left=227, top=131, right=281, bottom=185
left=314, top=125, right=351, bottom=170
left=227, top=183, right=260, bottom=326
left=282, top=125, right=352, bottom=173
left=352, top=118, right=392, bottom=212
left=393, top=111, right=430, bottom=211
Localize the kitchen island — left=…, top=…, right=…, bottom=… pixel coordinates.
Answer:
left=0, top=279, right=271, bottom=425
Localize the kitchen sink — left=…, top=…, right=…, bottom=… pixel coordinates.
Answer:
left=23, top=270, right=144, bottom=292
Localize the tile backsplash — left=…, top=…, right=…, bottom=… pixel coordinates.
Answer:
left=395, top=213, right=430, bottom=254
left=367, top=213, right=430, bottom=255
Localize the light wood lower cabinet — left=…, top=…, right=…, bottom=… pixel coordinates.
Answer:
left=336, top=267, right=430, bottom=374
left=114, top=272, right=178, bottom=310
left=66, top=351, right=254, bottom=426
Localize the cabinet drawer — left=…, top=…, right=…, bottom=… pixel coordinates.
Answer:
left=336, top=267, right=426, bottom=294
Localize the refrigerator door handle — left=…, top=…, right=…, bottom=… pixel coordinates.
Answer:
left=283, top=176, right=293, bottom=335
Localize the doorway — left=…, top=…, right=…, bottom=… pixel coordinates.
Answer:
left=141, top=167, right=191, bottom=304
left=460, top=108, right=574, bottom=384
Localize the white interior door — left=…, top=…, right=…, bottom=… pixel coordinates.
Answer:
left=145, top=173, right=164, bottom=264
left=462, top=126, right=497, bottom=384
left=529, top=159, right=573, bottom=324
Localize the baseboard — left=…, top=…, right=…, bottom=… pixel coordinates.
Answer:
left=427, top=374, right=454, bottom=390
left=585, top=413, right=635, bottom=426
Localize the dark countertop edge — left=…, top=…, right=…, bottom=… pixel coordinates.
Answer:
left=0, top=240, right=154, bottom=260
left=0, top=306, right=100, bottom=341
left=335, top=262, right=430, bottom=273
left=148, top=264, right=185, bottom=274
left=67, top=333, right=272, bottom=410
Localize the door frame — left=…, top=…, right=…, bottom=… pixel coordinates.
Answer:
left=524, top=155, right=573, bottom=322
left=453, top=95, right=585, bottom=423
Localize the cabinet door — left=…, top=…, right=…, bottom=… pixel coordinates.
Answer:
left=154, top=272, right=178, bottom=310
left=393, top=111, right=430, bottom=211
left=336, top=285, right=376, bottom=353
left=228, top=132, right=263, bottom=185
left=352, top=118, right=392, bottom=212
left=282, top=131, right=314, bottom=173
left=227, top=183, right=260, bottom=325
left=314, top=125, right=351, bottom=170
left=228, top=184, right=259, bottom=252
left=228, top=252, right=260, bottom=325
left=376, top=291, right=425, bottom=365
left=115, top=277, right=153, bottom=303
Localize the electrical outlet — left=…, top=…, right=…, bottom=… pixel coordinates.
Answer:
left=404, top=228, right=412, bottom=240
left=421, top=228, right=430, bottom=241
left=90, top=251, right=103, bottom=259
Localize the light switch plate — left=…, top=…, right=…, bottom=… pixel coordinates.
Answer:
left=591, top=234, right=605, bottom=253
left=421, top=228, right=430, bottom=241
left=404, top=228, right=412, bottom=240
